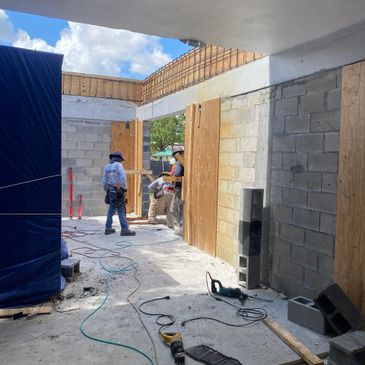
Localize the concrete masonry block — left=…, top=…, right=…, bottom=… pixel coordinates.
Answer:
left=307, top=73, right=337, bottom=93
left=311, top=111, right=340, bottom=132
left=273, top=135, right=296, bottom=152
left=274, top=117, right=285, bottom=135
left=271, top=170, right=293, bottom=188
left=299, top=92, right=325, bottom=114
left=328, top=330, right=365, bottom=365
left=322, top=173, right=337, bottom=194
left=291, top=245, right=318, bottom=270
left=272, top=152, right=282, bottom=169
left=314, top=284, right=365, bottom=335
left=275, top=98, right=298, bottom=117
left=61, top=258, right=80, bottom=279
left=324, top=132, right=340, bottom=152
left=288, top=296, right=330, bottom=334
left=305, top=229, right=334, bottom=256
left=308, top=192, right=337, bottom=214
left=282, top=152, right=307, bottom=171
left=285, top=114, right=310, bottom=133
left=280, top=223, right=304, bottom=245
left=292, top=171, right=322, bottom=191
left=282, top=83, right=307, bottom=98
left=318, top=253, right=334, bottom=277
left=279, top=256, right=304, bottom=283
left=282, top=188, right=307, bottom=208
left=304, top=268, right=332, bottom=293
left=270, top=204, right=292, bottom=224
left=271, top=237, right=290, bottom=258
left=320, top=213, right=336, bottom=235
left=292, top=208, right=319, bottom=230
left=68, top=150, right=85, bottom=159
left=308, top=153, right=338, bottom=173
left=237, top=254, right=260, bottom=289
left=296, top=133, right=323, bottom=152
left=326, top=89, right=341, bottom=111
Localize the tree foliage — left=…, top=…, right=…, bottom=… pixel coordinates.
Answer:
left=150, top=114, right=185, bottom=154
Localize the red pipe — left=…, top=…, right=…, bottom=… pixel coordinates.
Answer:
left=78, top=194, right=83, bottom=220
left=68, top=167, right=73, bottom=220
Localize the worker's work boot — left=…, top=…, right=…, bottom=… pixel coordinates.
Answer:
left=120, top=229, right=136, bottom=236
left=104, top=228, right=116, bottom=235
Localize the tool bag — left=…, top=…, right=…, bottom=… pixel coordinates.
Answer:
left=153, top=186, right=164, bottom=199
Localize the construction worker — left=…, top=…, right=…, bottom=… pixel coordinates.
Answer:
left=102, top=151, right=136, bottom=236
left=170, top=145, right=184, bottom=235
left=147, top=172, right=175, bottom=228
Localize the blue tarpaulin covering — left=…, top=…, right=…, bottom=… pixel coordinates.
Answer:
left=0, top=45, right=63, bottom=308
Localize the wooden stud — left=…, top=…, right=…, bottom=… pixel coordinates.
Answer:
left=263, top=318, right=324, bottom=365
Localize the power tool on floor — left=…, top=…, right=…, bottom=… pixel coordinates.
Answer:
left=207, top=272, right=248, bottom=302
left=160, top=332, right=185, bottom=364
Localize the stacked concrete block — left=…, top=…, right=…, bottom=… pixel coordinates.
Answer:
left=269, top=69, right=341, bottom=298
left=328, top=331, right=365, bottom=365
left=217, top=90, right=271, bottom=267
left=62, top=118, right=111, bottom=217
left=237, top=187, right=263, bottom=289
left=287, top=296, right=330, bottom=334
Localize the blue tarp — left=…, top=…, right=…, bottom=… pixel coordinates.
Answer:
left=0, top=45, right=63, bottom=308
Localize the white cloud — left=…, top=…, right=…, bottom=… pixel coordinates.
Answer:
left=2, top=10, right=172, bottom=78
left=0, top=9, right=15, bottom=42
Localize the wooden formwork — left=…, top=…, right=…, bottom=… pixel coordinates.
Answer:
left=62, top=71, right=142, bottom=102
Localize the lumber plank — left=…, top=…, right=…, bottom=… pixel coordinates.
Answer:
left=263, top=318, right=324, bottom=365
left=163, top=176, right=183, bottom=182
left=0, top=304, right=52, bottom=317
left=125, top=169, right=153, bottom=175
left=335, top=61, right=365, bottom=315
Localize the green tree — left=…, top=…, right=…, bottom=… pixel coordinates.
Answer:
left=150, top=114, right=185, bottom=154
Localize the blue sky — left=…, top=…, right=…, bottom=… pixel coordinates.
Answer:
left=0, top=9, right=192, bottom=79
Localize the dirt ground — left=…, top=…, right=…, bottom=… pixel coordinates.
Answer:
left=0, top=217, right=330, bottom=365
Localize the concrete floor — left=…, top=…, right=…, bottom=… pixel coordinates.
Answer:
left=0, top=217, right=330, bottom=365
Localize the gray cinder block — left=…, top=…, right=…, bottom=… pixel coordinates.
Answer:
left=288, top=296, right=330, bottom=334
left=314, top=283, right=365, bottom=335
left=61, top=258, right=80, bottom=279
left=237, top=255, right=260, bottom=289
left=328, top=330, right=365, bottom=365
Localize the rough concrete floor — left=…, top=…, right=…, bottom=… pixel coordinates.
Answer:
left=0, top=217, right=330, bottom=365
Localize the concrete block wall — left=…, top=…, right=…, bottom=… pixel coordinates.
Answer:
left=62, top=118, right=111, bottom=217
left=217, top=89, right=271, bottom=266
left=269, top=69, right=341, bottom=298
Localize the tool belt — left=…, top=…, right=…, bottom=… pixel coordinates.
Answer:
left=105, top=186, right=126, bottom=207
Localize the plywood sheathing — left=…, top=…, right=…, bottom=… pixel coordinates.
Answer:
left=111, top=120, right=143, bottom=215
left=335, top=61, right=365, bottom=315
left=183, top=99, right=220, bottom=256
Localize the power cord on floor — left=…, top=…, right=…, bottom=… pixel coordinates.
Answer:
left=181, top=272, right=267, bottom=328
left=69, top=228, right=181, bottom=365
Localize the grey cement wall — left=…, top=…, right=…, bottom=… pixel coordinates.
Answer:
left=268, top=69, right=341, bottom=298
left=62, top=118, right=111, bottom=217
left=62, top=118, right=152, bottom=218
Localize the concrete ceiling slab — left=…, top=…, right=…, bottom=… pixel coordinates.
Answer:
left=1, top=0, right=365, bottom=54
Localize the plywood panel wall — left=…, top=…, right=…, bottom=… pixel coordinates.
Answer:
left=335, top=61, right=365, bottom=315
left=184, top=99, right=221, bottom=256
left=111, top=121, right=138, bottom=214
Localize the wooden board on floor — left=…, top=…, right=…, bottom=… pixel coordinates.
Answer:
left=263, top=318, right=324, bottom=365
left=0, top=304, right=52, bottom=318
left=335, top=61, right=365, bottom=315
left=184, top=99, right=220, bottom=256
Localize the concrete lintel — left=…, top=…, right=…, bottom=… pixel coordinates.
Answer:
left=62, top=95, right=137, bottom=121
